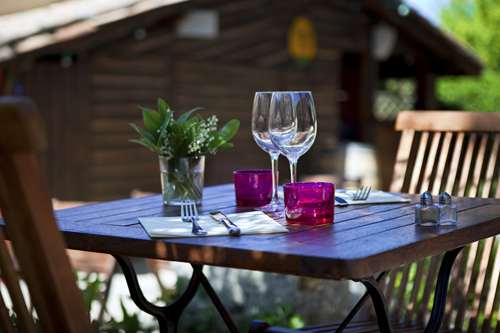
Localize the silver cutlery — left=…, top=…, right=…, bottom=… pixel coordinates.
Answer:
left=335, top=196, right=348, bottom=207
left=209, top=211, right=241, bottom=236
left=181, top=200, right=207, bottom=236
left=351, top=186, right=371, bottom=201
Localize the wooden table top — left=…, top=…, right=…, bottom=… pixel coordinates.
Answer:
left=51, top=184, right=500, bottom=280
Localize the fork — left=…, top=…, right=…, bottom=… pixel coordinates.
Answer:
left=181, top=200, right=207, bottom=236
left=351, top=186, right=372, bottom=201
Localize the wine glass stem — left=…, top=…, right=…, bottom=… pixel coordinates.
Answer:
left=270, top=153, right=280, bottom=204
left=289, top=159, right=298, bottom=183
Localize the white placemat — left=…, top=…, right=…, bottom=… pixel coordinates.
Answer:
left=335, top=190, right=411, bottom=206
left=139, top=211, right=288, bottom=238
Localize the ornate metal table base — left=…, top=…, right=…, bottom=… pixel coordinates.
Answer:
left=113, top=255, right=238, bottom=333
left=340, top=247, right=463, bottom=333
left=115, top=247, right=462, bottom=333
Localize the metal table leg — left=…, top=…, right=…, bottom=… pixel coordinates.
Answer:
left=359, top=277, right=393, bottom=332
left=341, top=247, right=463, bottom=333
left=335, top=272, right=387, bottom=333
left=424, top=247, right=463, bottom=333
left=113, top=255, right=238, bottom=333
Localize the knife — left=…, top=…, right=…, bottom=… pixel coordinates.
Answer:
left=335, top=196, right=349, bottom=207
left=209, top=211, right=241, bottom=236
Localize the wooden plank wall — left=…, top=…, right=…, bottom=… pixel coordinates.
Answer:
left=173, top=61, right=339, bottom=187
left=87, top=56, right=169, bottom=199
left=23, top=59, right=90, bottom=200
left=19, top=0, right=368, bottom=200
left=86, top=58, right=338, bottom=200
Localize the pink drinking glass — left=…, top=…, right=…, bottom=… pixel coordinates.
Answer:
left=284, top=182, right=334, bottom=225
left=234, top=169, right=273, bottom=207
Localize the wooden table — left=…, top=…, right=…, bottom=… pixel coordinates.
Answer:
left=53, top=184, right=500, bottom=333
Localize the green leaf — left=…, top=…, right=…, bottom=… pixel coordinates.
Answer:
left=219, top=119, right=240, bottom=141
left=176, top=107, right=203, bottom=125
left=129, top=123, right=156, bottom=143
left=157, top=98, right=169, bottom=113
left=219, top=142, right=234, bottom=149
left=139, top=106, right=156, bottom=114
left=129, top=139, right=160, bottom=154
left=142, top=109, right=162, bottom=134
left=157, top=98, right=171, bottom=123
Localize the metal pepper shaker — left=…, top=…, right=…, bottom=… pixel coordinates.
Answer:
left=415, top=191, right=439, bottom=226
left=438, top=192, right=457, bottom=226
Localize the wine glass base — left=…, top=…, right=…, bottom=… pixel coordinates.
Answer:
left=259, top=200, right=282, bottom=213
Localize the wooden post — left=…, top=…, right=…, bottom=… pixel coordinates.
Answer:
left=359, top=44, right=378, bottom=141
left=415, top=53, right=437, bottom=110
left=340, top=25, right=378, bottom=142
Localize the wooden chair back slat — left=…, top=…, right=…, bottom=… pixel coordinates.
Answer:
left=0, top=292, right=15, bottom=333
left=443, top=250, right=466, bottom=328
left=482, top=134, right=500, bottom=198
left=404, top=260, right=425, bottom=323
left=482, top=247, right=500, bottom=329
left=387, top=111, right=500, bottom=332
left=497, top=174, right=500, bottom=199
left=383, top=268, right=400, bottom=303
left=469, top=133, right=489, bottom=197
left=416, top=255, right=440, bottom=324
left=457, top=133, right=477, bottom=197
left=468, top=237, right=496, bottom=332
left=395, top=111, right=500, bottom=132
left=0, top=97, right=91, bottom=332
left=444, top=132, right=465, bottom=194
left=421, top=132, right=441, bottom=192
left=476, top=239, right=498, bottom=333
left=432, top=132, right=453, bottom=194
left=408, top=132, right=430, bottom=194
left=0, top=230, right=36, bottom=333
left=393, top=265, right=411, bottom=322
left=389, top=130, right=415, bottom=193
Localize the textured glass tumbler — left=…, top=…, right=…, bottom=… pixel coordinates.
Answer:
left=284, top=182, right=334, bottom=225
left=234, top=169, right=273, bottom=207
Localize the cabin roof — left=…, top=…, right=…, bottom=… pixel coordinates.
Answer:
left=0, top=0, right=483, bottom=75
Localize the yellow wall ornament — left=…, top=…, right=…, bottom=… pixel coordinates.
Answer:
left=288, top=16, right=317, bottom=64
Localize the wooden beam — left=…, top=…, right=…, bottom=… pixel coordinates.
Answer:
left=415, top=53, right=437, bottom=109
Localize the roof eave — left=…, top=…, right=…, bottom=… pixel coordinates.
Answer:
left=363, top=0, right=484, bottom=76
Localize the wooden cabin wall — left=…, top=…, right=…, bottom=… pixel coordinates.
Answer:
left=85, top=58, right=338, bottom=200
left=87, top=56, right=169, bottom=199
left=172, top=61, right=339, bottom=188
left=14, top=0, right=368, bottom=200
left=22, top=59, right=90, bottom=200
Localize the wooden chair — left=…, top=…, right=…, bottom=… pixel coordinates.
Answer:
left=251, top=111, right=500, bottom=333
left=0, top=97, right=91, bottom=332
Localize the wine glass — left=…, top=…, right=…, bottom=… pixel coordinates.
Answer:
left=252, top=92, right=281, bottom=210
left=268, top=91, right=317, bottom=183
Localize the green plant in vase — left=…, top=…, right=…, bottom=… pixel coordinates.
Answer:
left=130, top=98, right=239, bottom=205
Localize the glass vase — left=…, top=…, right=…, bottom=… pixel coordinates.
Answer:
left=159, top=156, right=205, bottom=206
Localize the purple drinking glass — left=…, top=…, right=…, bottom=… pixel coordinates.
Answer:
left=284, top=182, right=334, bottom=225
left=234, top=169, right=273, bottom=207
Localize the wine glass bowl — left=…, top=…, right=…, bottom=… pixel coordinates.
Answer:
left=251, top=92, right=280, bottom=155
left=268, top=91, right=317, bottom=183
left=251, top=92, right=281, bottom=210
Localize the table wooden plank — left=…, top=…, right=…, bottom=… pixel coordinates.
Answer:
left=3, top=185, right=500, bottom=280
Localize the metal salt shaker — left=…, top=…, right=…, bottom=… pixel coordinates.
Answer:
left=438, top=192, right=457, bottom=226
left=415, top=191, right=439, bottom=226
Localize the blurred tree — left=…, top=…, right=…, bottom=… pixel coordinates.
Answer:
left=438, top=0, right=500, bottom=112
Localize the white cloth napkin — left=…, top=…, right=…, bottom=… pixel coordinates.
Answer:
left=335, top=190, right=411, bottom=206
left=139, top=211, right=288, bottom=238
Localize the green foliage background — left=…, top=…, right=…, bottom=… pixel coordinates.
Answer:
left=438, top=0, right=500, bottom=112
